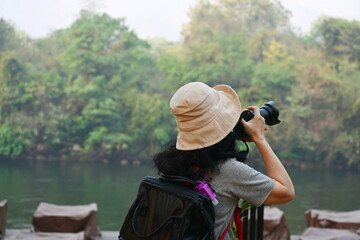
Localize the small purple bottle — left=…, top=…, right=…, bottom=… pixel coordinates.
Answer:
left=195, top=181, right=219, bottom=205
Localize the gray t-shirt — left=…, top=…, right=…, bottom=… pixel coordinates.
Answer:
left=209, top=158, right=275, bottom=240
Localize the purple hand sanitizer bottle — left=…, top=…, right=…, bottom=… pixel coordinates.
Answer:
left=195, top=181, right=219, bottom=205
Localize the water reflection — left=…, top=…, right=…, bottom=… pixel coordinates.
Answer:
left=0, top=160, right=359, bottom=234
left=277, top=167, right=360, bottom=234
left=0, top=160, right=157, bottom=230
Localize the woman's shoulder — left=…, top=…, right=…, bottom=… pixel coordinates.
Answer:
left=214, top=158, right=265, bottom=182
left=219, top=158, right=251, bottom=171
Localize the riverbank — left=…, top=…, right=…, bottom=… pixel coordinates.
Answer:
left=3, top=153, right=360, bottom=171
left=4, top=229, right=119, bottom=240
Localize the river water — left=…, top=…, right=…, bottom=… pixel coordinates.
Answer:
left=0, top=160, right=359, bottom=235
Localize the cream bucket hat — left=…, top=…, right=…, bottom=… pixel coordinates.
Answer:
left=170, top=82, right=242, bottom=150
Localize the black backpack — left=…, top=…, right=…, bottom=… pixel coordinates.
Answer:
left=118, top=175, right=215, bottom=240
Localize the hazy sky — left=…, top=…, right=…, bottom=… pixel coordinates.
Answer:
left=1, top=0, right=360, bottom=41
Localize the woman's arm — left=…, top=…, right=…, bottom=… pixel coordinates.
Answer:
left=241, top=106, right=295, bottom=204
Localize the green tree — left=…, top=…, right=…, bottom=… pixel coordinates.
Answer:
left=0, top=126, right=24, bottom=156
left=0, top=3, right=359, bottom=168
left=51, top=10, right=161, bottom=159
left=183, top=0, right=291, bottom=42
left=312, top=17, right=360, bottom=67
left=0, top=18, right=17, bottom=52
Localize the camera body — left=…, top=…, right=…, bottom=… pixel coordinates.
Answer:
left=233, top=101, right=281, bottom=139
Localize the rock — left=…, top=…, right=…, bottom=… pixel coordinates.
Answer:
left=72, top=144, right=83, bottom=152
left=120, top=159, right=128, bottom=165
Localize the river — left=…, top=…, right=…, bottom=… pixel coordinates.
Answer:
left=0, top=160, right=359, bottom=235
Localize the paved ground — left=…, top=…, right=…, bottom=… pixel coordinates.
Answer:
left=4, top=229, right=119, bottom=240
left=100, top=231, right=118, bottom=240
left=105, top=232, right=301, bottom=240
left=107, top=232, right=301, bottom=240
left=5, top=229, right=301, bottom=240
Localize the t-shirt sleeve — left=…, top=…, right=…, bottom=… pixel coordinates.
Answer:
left=211, top=158, right=275, bottom=207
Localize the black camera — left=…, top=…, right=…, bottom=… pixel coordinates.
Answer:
left=233, top=101, right=281, bottom=139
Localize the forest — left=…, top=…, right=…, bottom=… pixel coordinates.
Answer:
left=0, top=0, right=359, bottom=169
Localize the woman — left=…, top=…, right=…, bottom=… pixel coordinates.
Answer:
left=153, top=82, right=295, bottom=239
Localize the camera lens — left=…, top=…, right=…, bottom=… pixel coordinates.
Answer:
left=232, top=101, right=281, bottom=140
left=260, top=101, right=281, bottom=126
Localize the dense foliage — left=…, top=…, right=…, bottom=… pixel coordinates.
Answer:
left=0, top=0, right=359, bottom=169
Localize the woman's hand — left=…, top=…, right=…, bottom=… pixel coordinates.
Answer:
left=240, top=106, right=267, bottom=143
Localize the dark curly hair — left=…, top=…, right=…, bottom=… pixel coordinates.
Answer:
left=153, top=132, right=239, bottom=180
